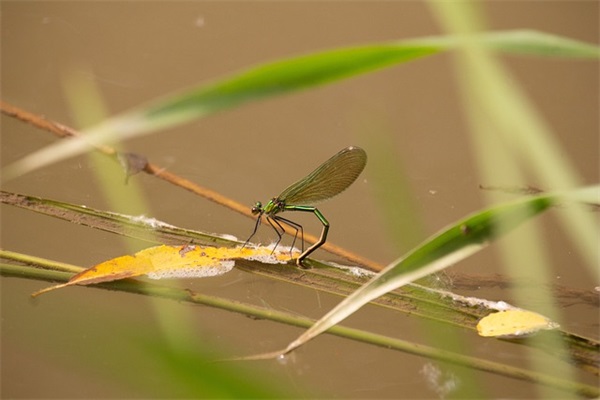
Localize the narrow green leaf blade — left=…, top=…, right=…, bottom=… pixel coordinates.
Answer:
left=145, top=45, right=437, bottom=122
left=281, top=186, right=599, bottom=354
left=3, top=30, right=599, bottom=179
left=471, top=29, right=600, bottom=57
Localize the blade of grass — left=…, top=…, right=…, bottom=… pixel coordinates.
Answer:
left=2, top=189, right=597, bottom=374
left=253, top=186, right=598, bottom=356
left=3, top=30, right=598, bottom=180
left=3, top=188, right=598, bottom=351
left=1, top=260, right=597, bottom=398
left=0, top=190, right=233, bottom=247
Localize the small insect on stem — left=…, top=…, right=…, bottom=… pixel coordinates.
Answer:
left=243, top=146, right=367, bottom=268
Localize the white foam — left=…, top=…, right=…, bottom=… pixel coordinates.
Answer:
left=329, top=262, right=376, bottom=278
left=121, top=213, right=174, bottom=229
left=218, top=233, right=239, bottom=242
left=420, top=362, right=459, bottom=398
left=242, top=243, right=299, bottom=265
left=244, top=253, right=287, bottom=264
left=411, top=283, right=522, bottom=312
left=146, top=260, right=235, bottom=280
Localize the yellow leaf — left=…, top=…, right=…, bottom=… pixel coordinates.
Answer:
left=476, top=309, right=560, bottom=338
left=32, top=244, right=299, bottom=297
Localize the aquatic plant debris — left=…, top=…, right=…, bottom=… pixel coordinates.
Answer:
left=476, top=309, right=560, bottom=338
left=31, top=244, right=299, bottom=297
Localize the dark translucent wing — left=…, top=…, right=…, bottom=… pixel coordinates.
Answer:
left=277, top=146, right=367, bottom=205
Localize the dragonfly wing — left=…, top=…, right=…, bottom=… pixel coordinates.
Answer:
left=278, top=146, right=367, bottom=205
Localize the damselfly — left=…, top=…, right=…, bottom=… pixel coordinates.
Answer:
left=244, top=146, right=367, bottom=268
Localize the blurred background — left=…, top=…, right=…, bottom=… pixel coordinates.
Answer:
left=1, top=2, right=598, bottom=398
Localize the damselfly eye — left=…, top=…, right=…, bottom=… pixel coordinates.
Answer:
left=251, top=202, right=262, bottom=215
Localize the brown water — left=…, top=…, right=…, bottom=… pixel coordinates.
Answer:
left=2, top=2, right=598, bottom=398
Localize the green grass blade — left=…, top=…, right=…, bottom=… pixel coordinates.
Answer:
left=0, top=190, right=234, bottom=247
left=281, top=186, right=599, bottom=353
left=3, top=30, right=598, bottom=180
left=409, top=29, right=600, bottom=58
left=2, top=259, right=598, bottom=397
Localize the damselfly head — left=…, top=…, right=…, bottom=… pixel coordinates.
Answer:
left=251, top=201, right=263, bottom=215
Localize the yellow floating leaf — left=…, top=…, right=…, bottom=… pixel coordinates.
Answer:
left=32, top=244, right=300, bottom=297
left=476, top=309, right=560, bottom=338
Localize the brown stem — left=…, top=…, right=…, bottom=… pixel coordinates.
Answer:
left=1, top=100, right=381, bottom=270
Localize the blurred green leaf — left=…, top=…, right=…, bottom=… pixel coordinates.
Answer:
left=137, top=336, right=299, bottom=399
left=4, top=30, right=599, bottom=179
